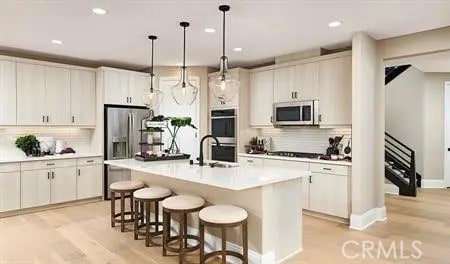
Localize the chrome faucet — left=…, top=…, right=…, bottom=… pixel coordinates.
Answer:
left=199, top=135, right=220, bottom=166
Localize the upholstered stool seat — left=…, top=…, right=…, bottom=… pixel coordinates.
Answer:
left=199, top=205, right=248, bottom=264
left=110, top=180, right=144, bottom=232
left=133, top=186, right=172, bottom=247
left=162, top=195, right=205, bottom=264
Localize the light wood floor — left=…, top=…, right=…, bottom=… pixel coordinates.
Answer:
left=1, top=188, right=449, bottom=264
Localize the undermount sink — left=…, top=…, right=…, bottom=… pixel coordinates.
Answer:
left=205, top=161, right=239, bottom=168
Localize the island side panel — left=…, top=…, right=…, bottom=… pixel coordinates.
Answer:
left=131, top=170, right=264, bottom=253
left=261, top=178, right=302, bottom=263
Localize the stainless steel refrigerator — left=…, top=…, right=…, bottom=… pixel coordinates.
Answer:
left=104, top=105, right=149, bottom=199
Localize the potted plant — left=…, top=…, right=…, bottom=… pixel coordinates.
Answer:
left=15, top=135, right=40, bottom=156
left=165, top=117, right=197, bottom=154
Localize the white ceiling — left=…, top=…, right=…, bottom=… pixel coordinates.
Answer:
left=1, top=0, right=449, bottom=70
left=386, top=50, right=450, bottom=73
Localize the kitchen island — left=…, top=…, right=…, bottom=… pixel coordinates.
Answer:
left=105, top=159, right=310, bottom=264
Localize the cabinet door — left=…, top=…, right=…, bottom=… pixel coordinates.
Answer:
left=21, top=169, right=51, bottom=208
left=70, top=70, right=96, bottom=125
left=273, top=66, right=295, bottom=103
left=128, top=73, right=149, bottom=107
left=209, top=71, right=239, bottom=108
left=16, top=63, right=46, bottom=125
left=0, top=61, right=17, bottom=125
left=51, top=167, right=77, bottom=204
left=295, top=62, right=319, bottom=100
left=104, top=70, right=129, bottom=105
left=0, top=171, right=20, bottom=212
left=309, top=172, right=348, bottom=218
left=249, top=70, right=274, bottom=127
left=77, top=165, right=103, bottom=199
left=318, top=56, right=352, bottom=126
left=45, top=67, right=71, bottom=125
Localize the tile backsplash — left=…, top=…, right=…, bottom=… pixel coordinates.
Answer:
left=259, top=127, right=352, bottom=154
left=0, top=127, right=94, bottom=158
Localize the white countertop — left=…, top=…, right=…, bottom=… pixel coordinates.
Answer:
left=105, top=159, right=310, bottom=191
left=238, top=153, right=352, bottom=166
left=0, top=153, right=103, bottom=164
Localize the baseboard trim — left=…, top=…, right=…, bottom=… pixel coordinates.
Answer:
left=349, top=206, right=386, bottom=230
left=421, top=179, right=445, bottom=188
left=384, top=183, right=399, bottom=194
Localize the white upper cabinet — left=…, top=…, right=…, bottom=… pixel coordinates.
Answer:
left=45, top=67, right=71, bottom=125
left=103, top=67, right=149, bottom=106
left=129, top=73, right=149, bottom=107
left=104, top=69, right=129, bottom=105
left=0, top=60, right=17, bottom=125
left=17, top=63, right=46, bottom=125
left=295, top=62, right=319, bottom=100
left=70, top=70, right=96, bottom=126
left=273, top=66, right=295, bottom=103
left=249, top=70, right=274, bottom=127
left=318, top=55, right=352, bottom=126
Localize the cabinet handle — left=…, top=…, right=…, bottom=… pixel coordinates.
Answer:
left=86, top=160, right=94, bottom=163
left=309, top=175, right=312, bottom=183
left=130, top=97, right=132, bottom=103
left=247, top=159, right=254, bottom=163
left=291, top=92, right=294, bottom=99
left=318, top=114, right=322, bottom=122
left=270, top=116, right=273, bottom=123
left=77, top=169, right=81, bottom=176
left=47, top=172, right=50, bottom=180
left=51, top=171, right=55, bottom=179
left=46, top=116, right=49, bottom=123
left=42, top=116, right=45, bottom=123
left=294, top=91, right=298, bottom=99
left=72, top=116, right=75, bottom=123
left=323, top=168, right=332, bottom=171
left=46, top=163, right=55, bottom=166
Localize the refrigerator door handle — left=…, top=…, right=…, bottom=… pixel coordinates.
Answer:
left=127, top=112, right=132, bottom=158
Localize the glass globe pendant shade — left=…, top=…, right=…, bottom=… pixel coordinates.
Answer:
left=209, top=56, right=240, bottom=102
left=171, top=66, right=198, bottom=105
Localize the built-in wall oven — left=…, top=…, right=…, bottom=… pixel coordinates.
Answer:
left=210, top=109, right=236, bottom=162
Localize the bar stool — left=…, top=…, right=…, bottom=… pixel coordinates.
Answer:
left=133, top=186, right=172, bottom=246
left=110, top=180, right=144, bottom=232
left=162, top=195, right=205, bottom=264
left=199, top=205, right=248, bottom=264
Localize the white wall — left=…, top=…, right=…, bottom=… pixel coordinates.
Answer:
left=386, top=66, right=424, bottom=174
left=351, top=32, right=385, bottom=229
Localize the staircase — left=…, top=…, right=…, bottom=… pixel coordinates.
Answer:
left=385, top=132, right=418, bottom=197
left=385, top=64, right=411, bottom=85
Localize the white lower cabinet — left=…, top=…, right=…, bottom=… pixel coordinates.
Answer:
left=0, top=163, right=21, bottom=212
left=77, top=165, right=103, bottom=199
left=51, top=167, right=77, bottom=204
left=21, top=169, right=51, bottom=208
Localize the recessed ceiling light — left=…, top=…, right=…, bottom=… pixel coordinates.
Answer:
left=92, top=8, right=107, bottom=15
left=233, top=47, right=242, bottom=52
left=204, top=28, right=216, bottom=33
left=328, top=21, right=342, bottom=28
left=51, top=39, right=63, bottom=45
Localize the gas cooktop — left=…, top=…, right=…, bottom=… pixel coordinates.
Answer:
left=266, top=151, right=322, bottom=159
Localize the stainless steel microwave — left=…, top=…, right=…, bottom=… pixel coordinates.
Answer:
left=273, top=100, right=320, bottom=126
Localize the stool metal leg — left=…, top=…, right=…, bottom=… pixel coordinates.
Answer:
left=110, top=191, right=115, bottom=227
left=200, top=222, right=205, bottom=264
left=120, top=192, right=125, bottom=232
left=134, top=200, right=139, bottom=240
left=221, top=227, right=226, bottom=264
left=140, top=201, right=145, bottom=226
left=130, top=192, right=134, bottom=220
left=145, top=201, right=151, bottom=247
left=155, top=201, right=159, bottom=233
left=243, top=221, right=248, bottom=264
left=183, top=213, right=188, bottom=248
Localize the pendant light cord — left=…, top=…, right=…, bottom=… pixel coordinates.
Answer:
left=222, top=9, right=226, bottom=58
left=183, top=26, right=186, bottom=69
left=150, top=38, right=154, bottom=91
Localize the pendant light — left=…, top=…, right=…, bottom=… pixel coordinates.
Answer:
left=171, top=22, right=198, bottom=105
left=209, top=5, right=240, bottom=103
left=143, top=35, right=164, bottom=109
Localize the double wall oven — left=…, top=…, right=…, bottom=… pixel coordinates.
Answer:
left=210, top=109, right=236, bottom=162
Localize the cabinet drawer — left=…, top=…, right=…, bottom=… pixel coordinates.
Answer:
left=264, top=159, right=310, bottom=170
left=76, top=157, right=102, bottom=166
left=0, top=162, right=20, bottom=173
left=21, top=159, right=76, bottom=171
left=238, top=157, right=264, bottom=167
left=310, top=163, right=348, bottom=176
